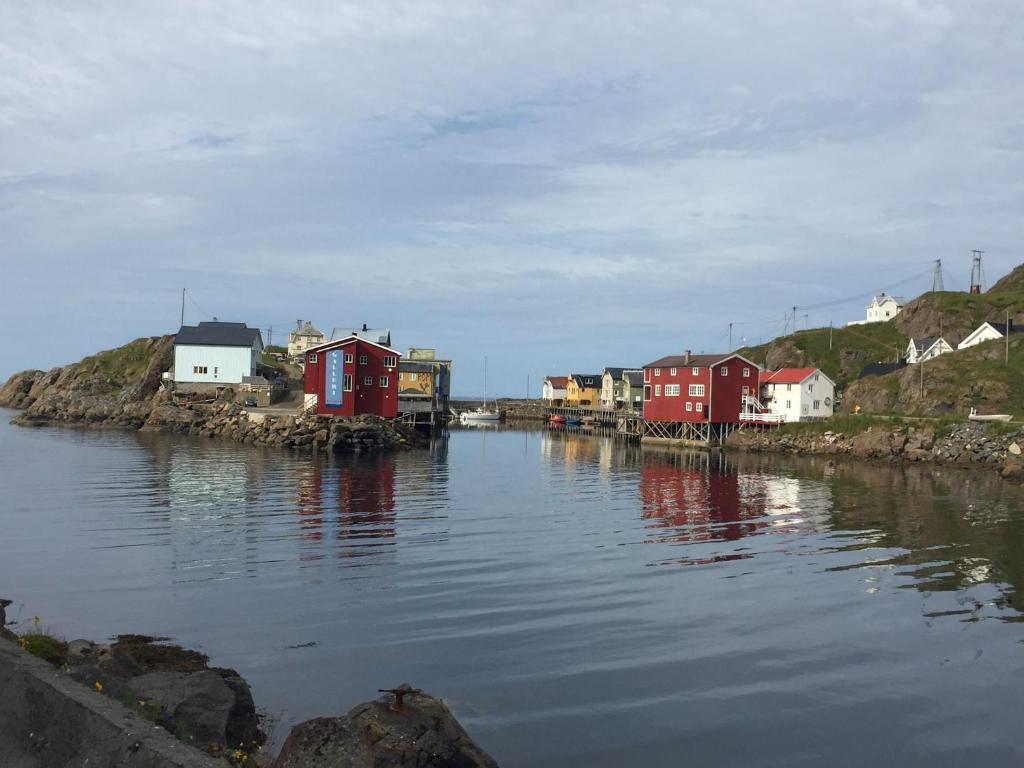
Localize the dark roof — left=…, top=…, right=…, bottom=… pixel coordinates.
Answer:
left=603, top=367, right=626, bottom=379
left=399, top=361, right=434, bottom=373
left=910, top=336, right=938, bottom=353
left=175, top=322, right=262, bottom=348
left=643, top=353, right=727, bottom=369
left=571, top=374, right=601, bottom=388
left=987, top=321, right=1023, bottom=336
left=624, top=371, right=644, bottom=386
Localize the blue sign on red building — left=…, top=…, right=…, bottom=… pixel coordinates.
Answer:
left=325, top=349, right=343, bottom=406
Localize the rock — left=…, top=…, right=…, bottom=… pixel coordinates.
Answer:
left=1010, top=442, right=1022, bottom=456
left=1001, top=458, right=1024, bottom=483
left=274, top=685, right=497, bottom=768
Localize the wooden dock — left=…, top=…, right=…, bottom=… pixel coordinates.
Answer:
left=546, top=407, right=753, bottom=447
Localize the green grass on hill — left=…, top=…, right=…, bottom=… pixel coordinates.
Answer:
left=78, top=338, right=159, bottom=385
left=739, top=320, right=907, bottom=388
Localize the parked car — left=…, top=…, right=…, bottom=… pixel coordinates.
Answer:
left=244, top=397, right=258, bottom=407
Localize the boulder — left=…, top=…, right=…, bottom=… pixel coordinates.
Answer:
left=273, top=685, right=497, bottom=768
left=1001, top=458, right=1024, bottom=483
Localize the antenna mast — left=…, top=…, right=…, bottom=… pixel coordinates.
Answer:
left=932, top=259, right=944, bottom=292
left=970, top=250, right=984, bottom=294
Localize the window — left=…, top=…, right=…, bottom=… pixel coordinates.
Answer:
left=688, top=384, right=705, bottom=397
left=787, top=384, right=792, bottom=392
left=686, top=402, right=693, bottom=411
left=343, top=374, right=353, bottom=391
left=692, top=367, right=699, bottom=376
left=364, top=376, right=373, bottom=386
left=643, top=385, right=652, bottom=401
left=655, top=385, right=662, bottom=396
left=309, top=353, right=318, bottom=364
left=669, top=367, right=677, bottom=376
left=742, top=386, right=749, bottom=396
left=786, top=400, right=791, bottom=409
left=654, top=368, right=661, bottom=376
left=379, top=376, right=388, bottom=387
left=644, top=369, right=651, bottom=382
left=808, top=384, right=814, bottom=392
left=213, top=367, right=218, bottom=375
left=359, top=355, right=368, bottom=365
left=344, top=353, right=353, bottom=363
left=813, top=400, right=821, bottom=410
left=743, top=367, right=750, bottom=377
left=409, top=373, right=418, bottom=381
left=665, top=384, right=680, bottom=396
left=383, top=355, right=397, bottom=367
left=720, top=366, right=728, bottom=376
left=192, top=366, right=208, bottom=375
left=696, top=402, right=703, bottom=412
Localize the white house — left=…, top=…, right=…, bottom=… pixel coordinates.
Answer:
left=542, top=375, right=568, bottom=405
left=759, top=368, right=835, bottom=422
left=287, top=321, right=324, bottom=358
left=848, top=293, right=905, bottom=326
left=600, top=367, right=630, bottom=408
left=172, top=322, right=264, bottom=385
left=957, top=320, right=1020, bottom=351
left=905, top=336, right=954, bottom=364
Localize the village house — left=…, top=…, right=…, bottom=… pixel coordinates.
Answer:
left=957, top=320, right=1021, bottom=351
left=396, top=348, right=452, bottom=425
left=398, top=361, right=435, bottom=397
left=756, top=368, right=835, bottom=422
left=171, top=321, right=264, bottom=386
left=642, top=352, right=759, bottom=423
left=905, top=336, right=953, bottom=364
left=565, top=374, right=601, bottom=406
left=848, top=293, right=905, bottom=326
left=287, top=321, right=324, bottom=359
left=600, top=367, right=634, bottom=409
left=303, top=335, right=400, bottom=418
left=330, top=325, right=391, bottom=346
left=622, top=370, right=645, bottom=412
left=542, top=376, right=568, bottom=405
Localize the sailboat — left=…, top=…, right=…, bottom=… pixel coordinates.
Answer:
left=460, top=357, right=501, bottom=423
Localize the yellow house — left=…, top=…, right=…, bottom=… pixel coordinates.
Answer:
left=566, top=373, right=601, bottom=406
left=398, top=361, right=435, bottom=397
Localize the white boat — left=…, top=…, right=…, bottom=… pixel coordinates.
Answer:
left=460, top=356, right=502, bottom=423
left=968, top=407, right=1012, bottom=423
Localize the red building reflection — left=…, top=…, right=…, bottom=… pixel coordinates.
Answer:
left=640, top=452, right=769, bottom=545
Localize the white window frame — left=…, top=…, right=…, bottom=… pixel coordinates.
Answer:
left=686, top=402, right=693, bottom=411
left=670, top=367, right=677, bottom=376
left=344, top=352, right=353, bottom=363
left=383, top=355, right=397, bottom=368
left=696, top=402, right=703, bottom=412
left=364, top=375, right=373, bottom=386
left=359, top=355, right=368, bottom=365
left=692, top=367, right=699, bottom=376
left=655, top=384, right=662, bottom=396
left=665, top=384, right=680, bottom=396
left=743, top=367, right=750, bottom=377
left=643, top=384, right=652, bottom=401
left=409, top=372, right=418, bottom=381
left=654, top=368, right=661, bottom=377
left=309, top=353, right=318, bottom=364
left=343, top=374, right=353, bottom=391
left=379, top=376, right=388, bottom=387
left=720, top=366, right=728, bottom=376
left=644, top=369, right=651, bottom=382
left=688, top=384, right=705, bottom=397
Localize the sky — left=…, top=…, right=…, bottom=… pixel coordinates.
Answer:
left=2, top=1, right=1023, bottom=396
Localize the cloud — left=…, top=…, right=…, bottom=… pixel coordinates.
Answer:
left=0, top=1, right=1022, bottom=392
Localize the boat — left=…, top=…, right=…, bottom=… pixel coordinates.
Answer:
left=968, top=407, right=1012, bottom=423
left=548, top=414, right=566, bottom=424
left=460, top=356, right=501, bottom=423
left=565, top=417, right=580, bottom=426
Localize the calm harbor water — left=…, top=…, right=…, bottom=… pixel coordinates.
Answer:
left=3, top=410, right=1024, bottom=766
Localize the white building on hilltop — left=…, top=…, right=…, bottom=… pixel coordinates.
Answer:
left=172, top=322, right=264, bottom=385
left=848, top=293, right=905, bottom=326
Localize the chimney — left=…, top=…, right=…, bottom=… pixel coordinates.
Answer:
left=362, top=323, right=368, bottom=332
left=683, top=350, right=691, bottom=365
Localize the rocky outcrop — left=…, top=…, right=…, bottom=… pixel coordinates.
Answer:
left=727, top=422, right=1024, bottom=481
left=274, top=684, right=497, bottom=768
left=63, top=634, right=263, bottom=758
left=2, top=336, right=424, bottom=453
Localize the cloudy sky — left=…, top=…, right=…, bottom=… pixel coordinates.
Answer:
left=2, top=1, right=1022, bottom=395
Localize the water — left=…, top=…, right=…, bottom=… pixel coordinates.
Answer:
left=3, top=411, right=1024, bottom=766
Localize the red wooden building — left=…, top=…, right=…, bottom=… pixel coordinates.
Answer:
left=641, top=352, right=760, bottom=424
left=303, top=335, right=400, bottom=418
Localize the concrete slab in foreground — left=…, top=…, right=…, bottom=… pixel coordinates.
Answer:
left=0, top=638, right=226, bottom=768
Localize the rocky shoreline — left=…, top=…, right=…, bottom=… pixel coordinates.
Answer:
left=0, top=603, right=497, bottom=767
left=725, top=421, right=1024, bottom=482
left=0, top=337, right=424, bottom=453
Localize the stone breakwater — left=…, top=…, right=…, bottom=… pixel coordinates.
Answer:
left=726, top=422, right=1024, bottom=481
left=13, top=396, right=423, bottom=453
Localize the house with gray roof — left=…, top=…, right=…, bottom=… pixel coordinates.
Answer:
left=330, top=324, right=391, bottom=346
left=287, top=321, right=324, bottom=358
left=172, top=321, right=264, bottom=385
left=905, top=336, right=953, bottom=364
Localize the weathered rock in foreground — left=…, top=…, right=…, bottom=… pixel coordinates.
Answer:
left=274, top=684, right=497, bottom=768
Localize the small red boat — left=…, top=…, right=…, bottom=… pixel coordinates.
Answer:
left=549, top=414, right=566, bottom=424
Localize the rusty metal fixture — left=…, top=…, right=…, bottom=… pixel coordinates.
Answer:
left=378, top=684, right=415, bottom=711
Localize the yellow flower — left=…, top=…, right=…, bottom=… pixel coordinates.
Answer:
left=94, top=681, right=103, bottom=692
left=18, top=637, right=27, bottom=649
left=32, top=615, right=41, bottom=627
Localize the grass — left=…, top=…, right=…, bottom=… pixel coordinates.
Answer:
left=77, top=337, right=160, bottom=389
left=740, top=320, right=907, bottom=388
left=17, top=629, right=69, bottom=666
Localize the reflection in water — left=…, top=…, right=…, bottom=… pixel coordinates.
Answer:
left=8, top=420, right=1024, bottom=766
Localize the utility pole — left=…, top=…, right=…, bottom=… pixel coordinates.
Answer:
left=1006, top=309, right=1010, bottom=364
left=920, top=355, right=924, bottom=398
left=829, top=320, right=833, bottom=350
left=268, top=326, right=273, bottom=348
left=792, top=306, right=798, bottom=335
left=180, top=288, right=185, bottom=327
left=526, top=374, right=530, bottom=399
left=729, top=322, right=733, bottom=350
left=932, top=258, right=944, bottom=292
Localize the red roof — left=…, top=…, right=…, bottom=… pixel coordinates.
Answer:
left=545, top=376, right=569, bottom=388
left=761, top=368, right=817, bottom=385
